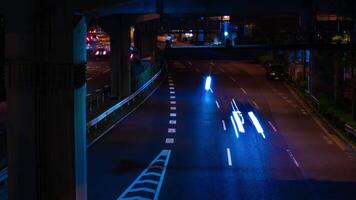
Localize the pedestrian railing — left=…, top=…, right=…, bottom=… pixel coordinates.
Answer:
left=345, top=124, right=356, bottom=139
left=87, top=68, right=163, bottom=146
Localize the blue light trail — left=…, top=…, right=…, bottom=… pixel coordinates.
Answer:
left=248, top=111, right=266, bottom=139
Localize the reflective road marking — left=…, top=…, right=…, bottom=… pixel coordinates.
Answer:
left=117, top=150, right=171, bottom=200
left=241, top=88, right=248, bottom=95
left=215, top=100, right=220, bottom=109
left=286, top=149, right=300, bottom=168
left=222, top=120, right=226, bottom=131
left=268, top=121, right=277, bottom=132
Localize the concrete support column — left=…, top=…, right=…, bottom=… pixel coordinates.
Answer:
left=0, top=15, right=4, bottom=101
left=299, top=0, right=316, bottom=42
left=140, top=21, right=156, bottom=63
left=103, top=16, right=132, bottom=99
left=4, top=2, right=87, bottom=199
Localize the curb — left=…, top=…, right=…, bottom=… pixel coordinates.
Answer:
left=284, top=82, right=356, bottom=151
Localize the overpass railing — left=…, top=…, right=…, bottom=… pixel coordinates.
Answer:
left=0, top=62, right=165, bottom=189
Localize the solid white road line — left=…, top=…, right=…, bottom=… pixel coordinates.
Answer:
left=210, top=62, right=215, bottom=66
left=170, top=107, right=176, bottom=110
left=86, top=77, right=93, bottom=81
left=169, top=120, right=176, bottom=125
left=170, top=113, right=177, bottom=117
left=215, top=100, right=220, bottom=109
left=286, top=149, right=300, bottom=168
left=268, top=121, right=277, bottom=132
left=165, top=138, right=174, bottom=144
left=241, top=88, right=248, bottom=95
left=168, top=128, right=176, bottom=133
left=210, top=88, right=214, bottom=93
left=252, top=101, right=260, bottom=110
left=230, top=77, right=236, bottom=82
left=222, top=120, right=227, bottom=131
left=226, top=148, right=232, bottom=166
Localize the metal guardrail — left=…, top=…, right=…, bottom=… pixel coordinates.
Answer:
left=0, top=167, right=7, bottom=183
left=0, top=68, right=162, bottom=186
left=88, top=69, right=161, bottom=127
left=305, top=90, right=320, bottom=108
left=345, top=124, right=356, bottom=138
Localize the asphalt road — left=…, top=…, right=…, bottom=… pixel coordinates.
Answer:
left=87, top=59, right=111, bottom=95
left=87, top=58, right=356, bottom=200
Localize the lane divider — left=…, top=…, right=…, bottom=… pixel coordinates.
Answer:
left=286, top=149, right=300, bottom=168
left=222, top=120, right=227, bottom=131
left=169, top=120, right=176, bottom=125
left=268, top=121, right=278, bottom=133
left=252, top=101, right=260, bottom=110
left=168, top=128, right=176, bottom=133
left=215, top=100, right=220, bottom=109
left=241, top=88, right=248, bottom=95
left=165, top=138, right=174, bottom=144
left=117, top=150, right=172, bottom=200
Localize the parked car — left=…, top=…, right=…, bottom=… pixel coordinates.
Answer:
left=266, top=63, right=286, bottom=81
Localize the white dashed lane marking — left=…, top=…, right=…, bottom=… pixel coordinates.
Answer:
left=170, top=107, right=176, bottom=110
left=170, top=101, right=176, bottom=105
left=169, top=120, right=176, bottom=125
left=268, top=121, right=277, bottom=133
left=168, top=128, right=176, bottom=133
left=170, top=113, right=177, bottom=117
left=252, top=101, right=260, bottom=110
left=286, top=149, right=300, bottom=168
left=215, top=101, right=220, bottom=109
left=222, top=120, right=227, bottom=131
left=165, top=138, right=174, bottom=144
left=241, top=88, right=248, bottom=95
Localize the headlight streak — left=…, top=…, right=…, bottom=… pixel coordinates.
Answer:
left=232, top=111, right=245, bottom=133
left=248, top=111, right=266, bottom=139
left=205, top=76, right=212, bottom=91
left=230, top=115, right=239, bottom=139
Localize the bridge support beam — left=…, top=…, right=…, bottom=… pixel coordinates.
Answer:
left=4, top=2, right=87, bottom=200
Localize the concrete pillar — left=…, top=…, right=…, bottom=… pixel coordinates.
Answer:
left=0, top=15, right=4, bottom=101
left=299, top=0, right=316, bottom=42
left=102, top=16, right=132, bottom=99
left=140, top=21, right=156, bottom=63
left=4, top=2, right=86, bottom=199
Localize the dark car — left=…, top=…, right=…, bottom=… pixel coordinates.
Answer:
left=265, top=63, right=286, bottom=81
